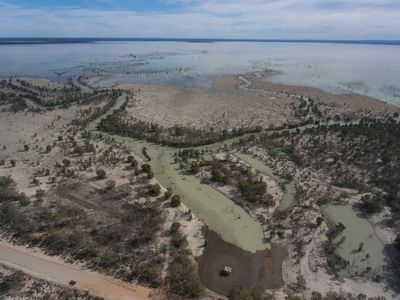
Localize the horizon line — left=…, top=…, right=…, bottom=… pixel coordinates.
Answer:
left=1, top=37, right=400, bottom=46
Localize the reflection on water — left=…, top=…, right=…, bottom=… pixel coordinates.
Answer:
left=1, top=41, right=400, bottom=105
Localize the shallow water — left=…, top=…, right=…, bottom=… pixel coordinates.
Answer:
left=233, top=152, right=296, bottom=211
left=323, top=204, right=387, bottom=278
left=110, top=137, right=268, bottom=253
left=87, top=100, right=268, bottom=253
left=1, top=41, right=400, bottom=105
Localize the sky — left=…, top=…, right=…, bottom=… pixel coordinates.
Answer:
left=0, top=0, right=400, bottom=39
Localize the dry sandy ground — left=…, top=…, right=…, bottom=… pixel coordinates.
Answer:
left=0, top=240, right=151, bottom=300
left=0, top=99, right=111, bottom=197
left=0, top=264, right=100, bottom=300
left=118, top=77, right=297, bottom=132
left=0, top=102, right=206, bottom=299
left=0, top=106, right=80, bottom=197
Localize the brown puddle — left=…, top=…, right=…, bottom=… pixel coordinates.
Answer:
left=196, top=228, right=285, bottom=296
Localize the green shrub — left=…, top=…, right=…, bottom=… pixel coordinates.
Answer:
left=171, top=195, right=181, bottom=207
left=0, top=176, right=19, bottom=202
left=105, top=180, right=116, bottom=190
left=229, top=285, right=251, bottom=300
left=18, top=194, right=30, bottom=206
left=0, top=271, right=24, bottom=293
left=147, top=184, right=161, bottom=197
left=361, top=194, right=384, bottom=214
left=169, top=253, right=202, bottom=298
left=96, top=169, right=107, bottom=180
left=164, top=188, right=173, bottom=200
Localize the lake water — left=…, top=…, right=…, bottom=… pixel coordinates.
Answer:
left=1, top=41, right=400, bottom=105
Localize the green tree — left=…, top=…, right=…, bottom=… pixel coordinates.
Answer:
left=171, top=195, right=181, bottom=207
left=46, top=145, right=52, bottom=153
left=394, top=233, right=400, bottom=251
left=228, top=285, right=253, bottom=300
left=147, top=184, right=161, bottom=197
left=164, top=188, right=173, bottom=200
left=189, top=162, right=200, bottom=174
left=105, top=180, right=116, bottom=190
left=0, top=271, right=24, bottom=293
left=361, top=194, right=384, bottom=214
left=96, top=169, right=107, bottom=180
left=296, top=274, right=306, bottom=290
left=62, top=159, right=71, bottom=167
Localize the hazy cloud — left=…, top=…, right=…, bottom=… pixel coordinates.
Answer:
left=0, top=0, right=399, bottom=39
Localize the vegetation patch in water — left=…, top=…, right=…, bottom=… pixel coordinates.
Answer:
left=323, top=204, right=387, bottom=279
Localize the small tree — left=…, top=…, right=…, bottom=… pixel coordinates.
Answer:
left=62, top=159, right=71, bottom=167
left=361, top=194, right=384, bottom=214
left=105, top=180, right=116, bottom=190
left=141, top=164, right=151, bottom=173
left=228, top=285, right=252, bottom=300
left=394, top=234, right=400, bottom=251
left=296, top=274, right=306, bottom=290
left=46, top=145, right=52, bottom=153
left=131, top=159, right=138, bottom=169
left=189, top=162, right=200, bottom=174
left=316, top=217, right=324, bottom=227
left=164, top=188, right=173, bottom=200
left=170, top=222, right=180, bottom=234
left=24, top=144, right=29, bottom=151
left=147, top=183, right=161, bottom=197
left=127, top=174, right=136, bottom=184
left=171, top=195, right=181, bottom=207
left=0, top=271, right=24, bottom=292
left=35, top=189, right=45, bottom=199
left=18, top=193, right=30, bottom=207
left=31, top=178, right=40, bottom=186
left=96, top=169, right=107, bottom=180
left=10, top=160, right=16, bottom=167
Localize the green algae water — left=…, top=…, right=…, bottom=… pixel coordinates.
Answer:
left=87, top=94, right=268, bottom=253
left=323, top=204, right=387, bottom=278
left=233, top=152, right=296, bottom=211
left=105, top=137, right=268, bottom=253
left=86, top=93, right=127, bottom=132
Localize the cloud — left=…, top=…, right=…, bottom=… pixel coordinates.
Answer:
left=0, top=0, right=399, bottom=39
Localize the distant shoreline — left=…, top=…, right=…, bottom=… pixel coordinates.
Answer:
left=1, top=37, right=400, bottom=46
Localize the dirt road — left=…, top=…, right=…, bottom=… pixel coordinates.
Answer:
left=0, top=240, right=151, bottom=300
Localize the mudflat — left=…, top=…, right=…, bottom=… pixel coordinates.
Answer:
left=197, top=228, right=285, bottom=296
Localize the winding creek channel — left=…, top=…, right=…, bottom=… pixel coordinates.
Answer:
left=86, top=80, right=389, bottom=277
left=88, top=93, right=268, bottom=253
